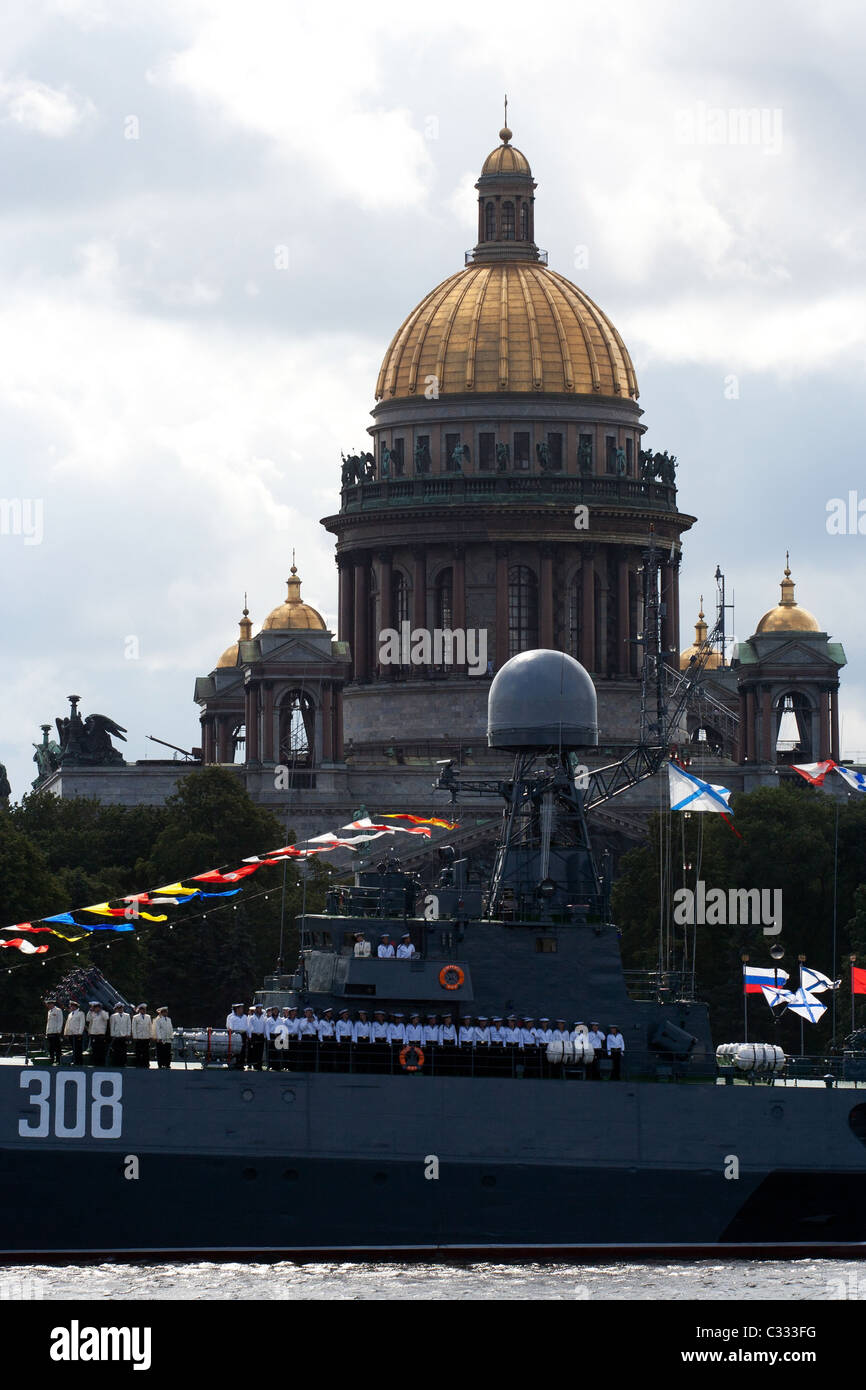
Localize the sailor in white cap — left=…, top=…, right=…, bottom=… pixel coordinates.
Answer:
left=132, top=1004, right=153, bottom=1068
left=405, top=1012, right=424, bottom=1044
left=586, top=1022, right=605, bottom=1080
left=353, top=932, right=371, bottom=958
left=458, top=1015, right=475, bottom=1076
left=371, top=1010, right=389, bottom=1073
left=387, top=1012, right=406, bottom=1053
left=438, top=1011, right=457, bottom=1074
left=63, top=999, right=86, bottom=1065
left=247, top=1003, right=267, bottom=1071
left=86, top=1001, right=108, bottom=1066
left=489, top=1016, right=506, bottom=1075
left=153, top=1006, right=173, bottom=1069
left=352, top=1008, right=371, bottom=1072
left=317, top=1006, right=336, bottom=1071
left=473, top=1016, right=491, bottom=1075
left=297, top=1006, right=317, bottom=1071
left=226, top=1003, right=248, bottom=1070
left=377, top=934, right=395, bottom=959
left=44, top=998, right=64, bottom=1066
left=109, top=1002, right=131, bottom=1068
left=606, top=1025, right=625, bottom=1080
left=396, top=933, right=417, bottom=959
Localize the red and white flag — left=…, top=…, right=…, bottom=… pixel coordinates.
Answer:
left=0, top=937, right=49, bottom=954
left=792, top=761, right=836, bottom=785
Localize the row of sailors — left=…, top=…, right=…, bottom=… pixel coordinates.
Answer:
left=45, top=1001, right=174, bottom=1068
left=225, top=1004, right=625, bottom=1076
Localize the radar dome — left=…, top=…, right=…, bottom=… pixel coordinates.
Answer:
left=487, top=650, right=598, bottom=750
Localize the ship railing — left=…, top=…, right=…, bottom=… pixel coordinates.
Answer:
left=623, top=970, right=698, bottom=1003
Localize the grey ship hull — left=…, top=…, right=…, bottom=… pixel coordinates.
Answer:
left=4, top=1065, right=866, bottom=1258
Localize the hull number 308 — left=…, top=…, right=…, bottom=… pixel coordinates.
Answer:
left=18, top=1070, right=123, bottom=1139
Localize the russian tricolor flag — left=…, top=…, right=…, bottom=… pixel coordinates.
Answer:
left=743, top=965, right=789, bottom=995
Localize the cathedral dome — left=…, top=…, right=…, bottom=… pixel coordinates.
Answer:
left=679, top=600, right=722, bottom=670
left=480, top=128, right=532, bottom=176
left=216, top=604, right=252, bottom=669
left=375, top=123, right=638, bottom=403
left=376, top=262, right=637, bottom=400
left=755, top=558, right=820, bottom=634
left=262, top=566, right=327, bottom=632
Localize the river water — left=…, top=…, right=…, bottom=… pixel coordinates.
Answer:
left=2, top=1259, right=863, bottom=1300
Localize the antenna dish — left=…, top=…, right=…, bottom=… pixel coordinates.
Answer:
left=487, top=649, right=598, bottom=750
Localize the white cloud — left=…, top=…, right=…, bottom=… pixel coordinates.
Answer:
left=0, top=76, right=93, bottom=137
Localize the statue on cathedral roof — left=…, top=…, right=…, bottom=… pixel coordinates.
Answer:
left=55, top=696, right=127, bottom=767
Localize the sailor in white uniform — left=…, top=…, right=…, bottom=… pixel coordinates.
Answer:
left=458, top=1016, right=475, bottom=1075
left=153, top=1006, right=173, bottom=1069
left=587, top=1022, right=606, bottom=1080
left=45, top=999, right=63, bottom=1065
left=438, top=1012, right=457, bottom=1074
left=371, top=1010, right=389, bottom=1073
left=86, top=1002, right=108, bottom=1066
left=377, top=935, right=396, bottom=959
left=352, top=1009, right=371, bottom=1072
left=353, top=933, right=371, bottom=958
left=132, top=1004, right=152, bottom=1068
left=317, top=1006, right=336, bottom=1071
left=63, top=1000, right=86, bottom=1065
left=606, top=1025, right=625, bottom=1080
left=109, top=1003, right=131, bottom=1067
left=297, top=1007, right=317, bottom=1072
left=247, top=1004, right=267, bottom=1071
left=226, top=1003, right=248, bottom=1070
left=405, top=1013, right=424, bottom=1043
left=396, top=934, right=417, bottom=959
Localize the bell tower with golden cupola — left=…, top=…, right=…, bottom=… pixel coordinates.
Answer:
left=473, top=103, right=539, bottom=261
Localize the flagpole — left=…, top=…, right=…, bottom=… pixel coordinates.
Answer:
left=798, top=954, right=806, bottom=1057
left=741, top=953, right=749, bottom=1043
left=832, top=797, right=841, bottom=1044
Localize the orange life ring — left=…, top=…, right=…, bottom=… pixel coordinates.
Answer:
left=439, top=964, right=465, bottom=991
left=399, top=1044, right=425, bottom=1072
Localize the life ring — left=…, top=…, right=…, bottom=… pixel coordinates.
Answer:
left=439, top=964, right=465, bottom=991
left=400, top=1044, right=425, bottom=1072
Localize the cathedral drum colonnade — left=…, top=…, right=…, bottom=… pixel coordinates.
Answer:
left=322, top=125, right=694, bottom=759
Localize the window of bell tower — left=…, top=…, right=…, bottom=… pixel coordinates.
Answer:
left=502, top=201, right=515, bottom=239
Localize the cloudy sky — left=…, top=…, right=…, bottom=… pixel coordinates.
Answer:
left=1, top=0, right=865, bottom=796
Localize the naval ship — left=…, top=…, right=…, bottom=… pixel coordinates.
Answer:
left=3, top=647, right=866, bottom=1260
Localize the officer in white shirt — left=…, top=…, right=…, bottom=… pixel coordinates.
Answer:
left=247, top=1003, right=267, bottom=1071
left=535, top=1017, right=553, bottom=1077
left=387, top=1013, right=406, bottom=1051
left=606, top=1025, right=625, bottom=1080
left=153, top=1006, right=173, bottom=1069
left=335, top=1008, right=354, bottom=1065
left=109, top=1003, right=131, bottom=1067
left=266, top=1008, right=286, bottom=1071
left=295, top=1006, right=316, bottom=1071
left=226, top=1003, right=248, bottom=1070
left=458, top=1016, right=475, bottom=1075
left=353, top=932, right=371, bottom=957
left=63, top=1000, right=86, bottom=1065
left=504, top=1015, right=522, bottom=1076
left=587, top=1022, right=606, bottom=1080
left=473, top=1017, right=491, bottom=1075
left=488, top=1016, right=506, bottom=1075
left=86, top=1002, right=109, bottom=1066
left=352, top=1009, right=371, bottom=1072
left=317, top=1006, right=336, bottom=1071
left=377, top=935, right=396, bottom=959
left=438, top=1012, right=457, bottom=1074
left=371, top=1010, right=389, bottom=1073
left=422, top=1014, right=439, bottom=1048
left=396, top=933, right=417, bottom=959
left=405, top=1012, right=424, bottom=1044
left=45, top=999, right=64, bottom=1065
left=519, top=1017, right=539, bottom=1077
left=132, top=1004, right=152, bottom=1068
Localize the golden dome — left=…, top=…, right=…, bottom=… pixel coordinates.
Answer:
left=375, top=261, right=638, bottom=400
left=216, top=603, right=253, bottom=669
left=481, top=134, right=531, bottom=177
left=679, top=598, right=722, bottom=670
left=262, top=565, right=327, bottom=632
left=755, top=556, right=820, bottom=634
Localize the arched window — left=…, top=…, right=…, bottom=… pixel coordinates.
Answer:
left=502, top=201, right=515, bottom=240
left=485, top=201, right=496, bottom=240
left=278, top=690, right=315, bottom=767
left=568, top=574, right=582, bottom=658
left=508, top=566, right=538, bottom=657
left=774, top=691, right=813, bottom=763
left=392, top=571, right=410, bottom=627
left=231, top=723, right=245, bottom=763
left=519, top=202, right=530, bottom=240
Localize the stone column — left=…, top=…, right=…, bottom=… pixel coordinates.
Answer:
left=580, top=548, right=595, bottom=672
left=334, top=689, right=344, bottom=761
left=661, top=561, right=675, bottom=667
left=353, top=556, right=369, bottom=683
left=245, top=683, right=260, bottom=764
left=736, top=687, right=747, bottom=763
left=495, top=545, right=509, bottom=669
left=215, top=714, right=231, bottom=764
left=338, top=555, right=353, bottom=647
left=412, top=548, right=426, bottom=630
left=261, top=681, right=275, bottom=762
left=672, top=554, right=681, bottom=665
left=378, top=550, right=393, bottom=681
left=831, top=684, right=841, bottom=762
left=819, top=688, right=831, bottom=760
left=761, top=685, right=773, bottom=763
left=617, top=552, right=629, bottom=676
left=321, top=684, right=333, bottom=762
left=201, top=715, right=214, bottom=764
left=453, top=545, right=466, bottom=675
left=539, top=544, right=554, bottom=648
left=745, top=687, right=756, bottom=762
